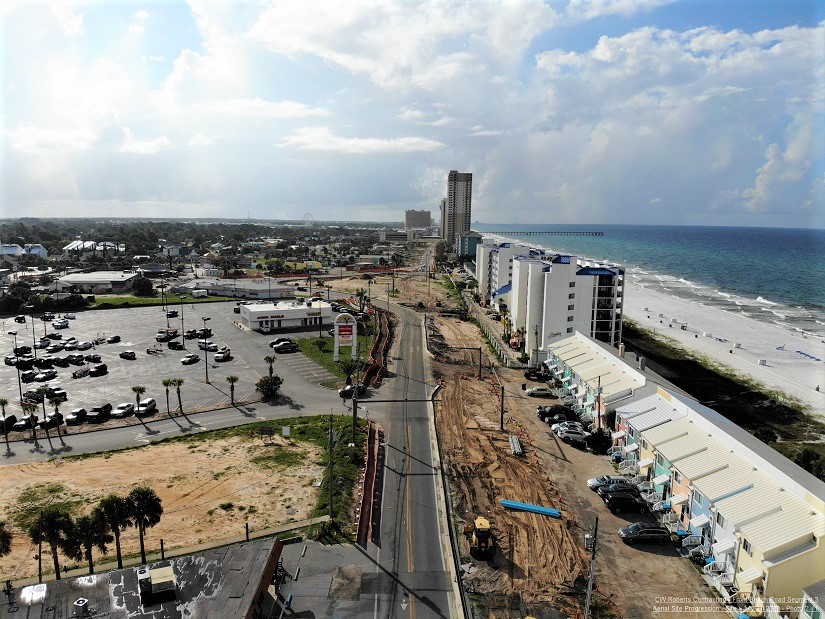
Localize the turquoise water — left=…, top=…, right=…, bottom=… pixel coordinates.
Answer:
left=472, top=224, right=825, bottom=337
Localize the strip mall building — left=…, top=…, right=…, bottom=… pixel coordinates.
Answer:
left=238, top=300, right=332, bottom=332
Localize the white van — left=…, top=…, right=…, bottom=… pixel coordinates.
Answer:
left=136, top=398, right=157, bottom=417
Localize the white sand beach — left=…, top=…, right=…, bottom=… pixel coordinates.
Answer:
left=624, top=283, right=825, bottom=418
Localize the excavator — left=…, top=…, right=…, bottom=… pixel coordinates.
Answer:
left=466, top=516, right=495, bottom=557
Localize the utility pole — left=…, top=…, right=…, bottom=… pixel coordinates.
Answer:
left=584, top=516, right=599, bottom=619
left=328, top=410, right=334, bottom=522
left=499, top=385, right=505, bottom=431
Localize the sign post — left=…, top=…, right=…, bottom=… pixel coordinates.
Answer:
left=332, top=313, right=357, bottom=362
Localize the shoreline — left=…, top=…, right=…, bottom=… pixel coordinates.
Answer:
left=623, top=283, right=825, bottom=417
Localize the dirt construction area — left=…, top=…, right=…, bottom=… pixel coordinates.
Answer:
left=326, top=246, right=720, bottom=619
left=0, top=434, right=323, bottom=582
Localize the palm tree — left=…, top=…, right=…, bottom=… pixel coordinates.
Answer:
left=48, top=397, right=65, bottom=443
left=161, top=378, right=173, bottom=417
left=0, top=521, right=12, bottom=557
left=21, top=401, right=38, bottom=444
left=355, top=287, right=368, bottom=312
left=226, top=375, right=239, bottom=405
left=98, top=494, right=133, bottom=570
left=28, top=506, right=75, bottom=580
left=172, top=378, right=185, bottom=416
left=132, top=386, right=146, bottom=412
left=264, top=355, right=275, bottom=377
left=73, top=509, right=111, bottom=574
left=128, top=487, right=163, bottom=565
left=0, top=397, right=9, bottom=453
left=338, top=357, right=361, bottom=385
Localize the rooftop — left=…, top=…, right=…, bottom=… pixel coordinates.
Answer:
left=58, top=271, right=138, bottom=284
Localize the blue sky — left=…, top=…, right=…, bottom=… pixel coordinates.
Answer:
left=2, top=0, right=823, bottom=228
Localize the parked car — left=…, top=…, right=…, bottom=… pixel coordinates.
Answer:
left=605, top=493, right=649, bottom=515
left=618, top=522, right=671, bottom=545
left=196, top=328, right=212, bottom=338
left=168, top=340, right=185, bottom=350
left=62, top=341, right=77, bottom=350
left=33, top=357, right=55, bottom=369
left=184, top=329, right=199, bottom=339
left=34, top=339, right=49, bottom=349
left=34, top=370, right=58, bottom=382
left=269, top=338, right=294, bottom=348
left=14, top=345, right=32, bottom=356
left=84, top=353, right=102, bottom=363
left=89, top=363, right=108, bottom=377
left=47, top=332, right=62, bottom=340
left=46, top=344, right=64, bottom=354
left=0, top=415, right=18, bottom=432
left=536, top=404, right=575, bottom=421
left=338, top=384, right=367, bottom=399
left=76, top=341, right=93, bottom=350
left=156, top=332, right=174, bottom=342
left=597, top=482, right=641, bottom=499
left=556, top=428, right=590, bottom=444
left=197, top=339, right=215, bottom=351
left=23, top=390, right=44, bottom=403
left=14, top=315, right=26, bottom=323
left=64, top=313, right=76, bottom=320
left=106, top=335, right=121, bottom=343
left=181, top=353, right=200, bottom=365
left=119, top=350, right=137, bottom=360
left=233, top=306, right=241, bottom=313
left=4, top=355, right=17, bottom=366
left=21, top=370, right=37, bottom=383
left=166, top=310, right=178, bottom=318
left=13, top=414, right=38, bottom=431
left=272, top=341, right=299, bottom=354
left=525, top=386, right=553, bottom=398
left=45, top=386, right=68, bottom=401
left=72, top=367, right=90, bottom=379
left=136, top=398, right=157, bottom=417
left=17, top=358, right=35, bottom=371
left=214, top=350, right=232, bottom=362
left=551, top=421, right=585, bottom=433
left=39, top=413, right=64, bottom=429
left=52, top=320, right=69, bottom=329
left=112, top=403, right=135, bottom=418
left=87, top=403, right=112, bottom=422
left=65, top=408, right=88, bottom=425
left=587, top=475, right=631, bottom=491
left=524, top=368, right=550, bottom=381
left=42, top=312, right=55, bottom=320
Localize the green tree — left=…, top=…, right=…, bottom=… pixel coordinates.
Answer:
left=98, top=494, right=133, bottom=569
left=28, top=506, right=75, bottom=580
left=161, top=378, right=173, bottom=417
left=264, top=355, right=276, bottom=377
left=226, top=375, right=239, bottom=405
left=172, top=378, right=184, bottom=415
left=0, top=521, right=11, bottom=557
left=128, top=487, right=163, bottom=565
left=21, top=401, right=39, bottom=444
left=338, top=357, right=362, bottom=385
left=73, top=509, right=112, bottom=574
left=48, top=397, right=65, bottom=443
left=255, top=375, right=283, bottom=399
left=132, top=276, right=153, bottom=296
left=355, top=288, right=368, bottom=312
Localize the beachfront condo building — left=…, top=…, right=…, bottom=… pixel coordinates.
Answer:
left=475, top=241, right=535, bottom=305
left=440, top=170, right=472, bottom=250
left=405, top=209, right=432, bottom=230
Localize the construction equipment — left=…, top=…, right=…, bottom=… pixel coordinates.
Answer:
left=465, top=516, right=495, bottom=557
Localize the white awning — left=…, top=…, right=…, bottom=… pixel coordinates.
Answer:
left=653, top=474, right=670, bottom=485
left=611, top=430, right=626, bottom=440
left=623, top=443, right=639, bottom=453
left=561, top=376, right=571, bottom=383
left=546, top=363, right=558, bottom=371
left=637, top=457, right=654, bottom=468
left=690, top=514, right=710, bottom=529
left=738, top=568, right=763, bottom=585
left=669, top=493, right=689, bottom=506
left=712, top=538, right=736, bottom=556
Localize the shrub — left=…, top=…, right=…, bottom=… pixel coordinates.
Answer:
left=256, top=375, right=283, bottom=399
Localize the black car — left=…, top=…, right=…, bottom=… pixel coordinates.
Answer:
left=33, top=357, right=54, bottom=369
left=184, top=330, right=198, bottom=339
left=119, top=350, right=137, bottom=360
left=52, top=357, right=71, bottom=368
left=536, top=405, right=576, bottom=422
left=47, top=332, right=63, bottom=340
left=605, top=493, right=650, bottom=515
left=524, top=368, right=550, bottom=381
left=168, top=341, right=184, bottom=350
left=45, top=386, right=68, bottom=401
left=338, top=384, right=367, bottom=399
left=66, top=354, right=86, bottom=365
left=106, top=335, right=121, bottom=343
left=14, top=315, right=26, bottom=323
left=23, top=390, right=44, bottom=403
left=166, top=310, right=179, bottom=318
left=4, top=356, right=18, bottom=366
left=16, top=358, right=35, bottom=371
left=14, top=345, right=32, bottom=356
left=618, top=522, right=671, bottom=545
left=84, top=353, right=102, bottom=363
left=39, top=413, right=64, bottom=429
left=89, top=364, right=108, bottom=377
left=0, top=415, right=18, bottom=432
left=21, top=370, right=38, bottom=383
left=596, top=482, right=640, bottom=499
left=272, top=342, right=299, bottom=354
left=87, top=403, right=112, bottom=423
left=65, top=408, right=87, bottom=425
left=13, top=414, right=38, bottom=431
left=196, top=328, right=212, bottom=338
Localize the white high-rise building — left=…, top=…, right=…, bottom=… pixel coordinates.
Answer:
left=441, top=170, right=472, bottom=249
left=475, top=241, right=534, bottom=306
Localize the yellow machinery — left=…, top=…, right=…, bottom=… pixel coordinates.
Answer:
left=466, top=516, right=495, bottom=557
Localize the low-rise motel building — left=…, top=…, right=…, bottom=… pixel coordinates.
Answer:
left=610, top=388, right=825, bottom=616
left=238, top=299, right=332, bottom=333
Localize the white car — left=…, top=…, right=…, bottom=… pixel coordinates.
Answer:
left=64, top=313, right=76, bottom=319
left=136, top=398, right=156, bottom=417
left=76, top=341, right=92, bottom=350
left=551, top=421, right=584, bottom=433
left=181, top=353, right=200, bottom=365
left=197, top=340, right=218, bottom=352
left=214, top=350, right=232, bottom=362
left=525, top=386, right=553, bottom=398
left=587, top=475, right=629, bottom=490
left=557, top=428, right=590, bottom=444
left=111, top=403, right=134, bottom=418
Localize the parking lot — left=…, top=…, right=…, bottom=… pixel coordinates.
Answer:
left=2, top=301, right=346, bottom=438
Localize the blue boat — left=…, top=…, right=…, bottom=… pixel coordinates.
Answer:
left=500, top=499, right=561, bottom=519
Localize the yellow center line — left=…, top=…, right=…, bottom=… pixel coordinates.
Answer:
left=406, top=423, right=416, bottom=619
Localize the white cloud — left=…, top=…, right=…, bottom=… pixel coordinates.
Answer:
left=51, top=5, right=84, bottom=37
left=196, top=97, right=328, bottom=118
left=134, top=9, right=150, bottom=21
left=119, top=127, right=171, bottom=154
left=278, top=127, right=444, bottom=153
left=8, top=125, right=98, bottom=153
left=565, top=0, right=676, bottom=20
left=187, top=133, right=213, bottom=147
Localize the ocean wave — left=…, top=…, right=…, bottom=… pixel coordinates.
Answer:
left=755, top=296, right=779, bottom=306
left=716, top=291, right=731, bottom=297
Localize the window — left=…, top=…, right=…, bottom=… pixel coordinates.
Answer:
left=716, top=512, right=727, bottom=529
left=566, top=327, right=573, bottom=333
left=569, top=293, right=575, bottom=299
left=804, top=600, right=822, bottom=619
left=655, top=453, right=664, bottom=469
left=567, top=316, right=574, bottom=322
left=640, top=439, right=648, bottom=450
left=742, top=539, right=753, bottom=557
left=568, top=304, right=574, bottom=310
left=569, top=281, right=576, bottom=287
left=695, top=492, right=704, bottom=508
left=673, top=471, right=682, bottom=485
left=628, top=427, right=636, bottom=439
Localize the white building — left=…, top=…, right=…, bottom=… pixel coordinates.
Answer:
left=1, top=244, right=23, bottom=257
left=239, top=299, right=332, bottom=332
left=57, top=271, right=138, bottom=294
left=24, top=244, right=48, bottom=259
left=173, top=278, right=293, bottom=300
left=441, top=170, right=472, bottom=250
left=475, top=241, right=535, bottom=306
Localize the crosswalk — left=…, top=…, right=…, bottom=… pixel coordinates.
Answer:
left=279, top=353, right=338, bottom=385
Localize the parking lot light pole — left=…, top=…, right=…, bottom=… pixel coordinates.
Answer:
left=8, top=331, right=23, bottom=400
left=24, top=305, right=37, bottom=359
left=202, top=317, right=211, bottom=383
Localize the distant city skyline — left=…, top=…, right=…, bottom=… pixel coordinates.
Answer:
left=2, top=1, right=823, bottom=229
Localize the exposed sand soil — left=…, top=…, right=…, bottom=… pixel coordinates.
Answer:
left=0, top=435, right=323, bottom=581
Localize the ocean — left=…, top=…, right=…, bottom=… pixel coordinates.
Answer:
left=472, top=224, right=825, bottom=338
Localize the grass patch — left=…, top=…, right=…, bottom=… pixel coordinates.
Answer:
left=250, top=446, right=306, bottom=470
left=296, top=334, right=374, bottom=382
left=13, top=482, right=86, bottom=529
left=90, top=293, right=234, bottom=309
left=219, top=502, right=234, bottom=511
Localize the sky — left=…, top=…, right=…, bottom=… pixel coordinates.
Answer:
left=1, top=0, right=824, bottom=228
